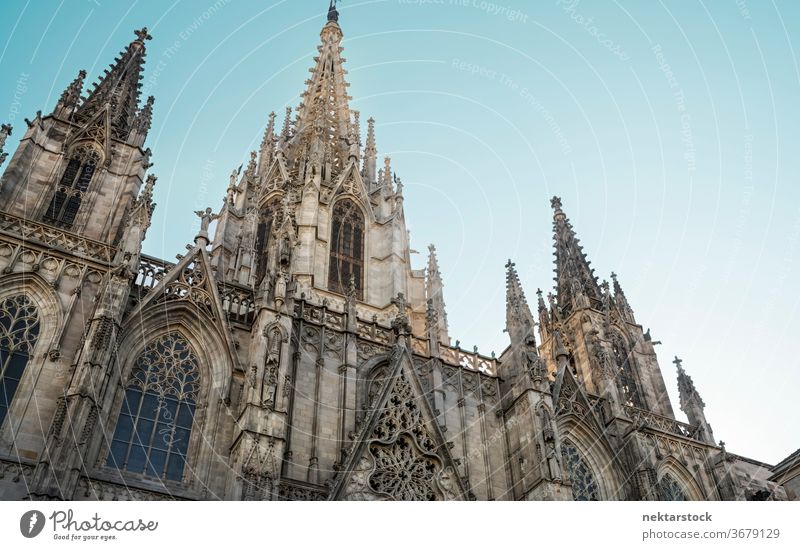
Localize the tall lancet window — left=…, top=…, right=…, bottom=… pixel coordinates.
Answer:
left=657, top=473, right=687, bottom=501
left=43, top=144, right=101, bottom=228
left=0, top=295, right=40, bottom=428
left=612, top=333, right=644, bottom=409
left=561, top=439, right=600, bottom=501
left=328, top=198, right=364, bottom=300
left=254, top=199, right=280, bottom=285
left=107, top=333, right=200, bottom=482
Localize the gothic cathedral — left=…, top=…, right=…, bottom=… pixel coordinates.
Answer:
left=0, top=5, right=790, bottom=501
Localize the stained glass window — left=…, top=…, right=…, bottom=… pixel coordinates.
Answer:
left=328, top=198, right=364, bottom=299
left=43, top=145, right=100, bottom=228
left=0, top=295, right=40, bottom=427
left=657, top=473, right=686, bottom=501
left=561, top=439, right=599, bottom=501
left=106, top=333, right=200, bottom=482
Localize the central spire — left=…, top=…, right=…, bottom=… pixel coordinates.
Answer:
left=281, top=2, right=353, bottom=179
left=551, top=196, right=601, bottom=316
left=74, top=27, right=152, bottom=140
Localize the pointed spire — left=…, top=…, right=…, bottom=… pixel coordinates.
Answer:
left=674, top=356, right=704, bottom=410
left=130, top=95, right=155, bottom=147
left=74, top=28, right=152, bottom=140
left=379, top=156, right=393, bottom=188
left=551, top=196, right=600, bottom=316
left=280, top=106, right=292, bottom=144
left=362, top=116, right=377, bottom=184
left=425, top=244, right=450, bottom=345
left=610, top=271, right=636, bottom=323
left=288, top=8, right=351, bottom=176
left=54, top=69, right=86, bottom=119
left=674, top=356, right=715, bottom=444
left=505, top=259, right=536, bottom=348
left=0, top=123, right=10, bottom=166
left=258, top=111, right=277, bottom=176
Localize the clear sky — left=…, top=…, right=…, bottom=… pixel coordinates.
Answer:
left=0, top=0, right=797, bottom=465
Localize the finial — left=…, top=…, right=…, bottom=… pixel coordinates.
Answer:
left=550, top=196, right=563, bottom=211
left=281, top=106, right=292, bottom=139
left=134, top=27, right=153, bottom=42
left=327, top=0, right=339, bottom=22
left=143, top=173, right=157, bottom=197
left=505, top=259, right=515, bottom=269
left=673, top=356, right=684, bottom=372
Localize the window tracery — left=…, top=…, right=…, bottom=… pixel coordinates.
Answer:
left=561, top=439, right=600, bottom=501
left=0, top=295, right=40, bottom=427
left=106, top=333, right=200, bottom=482
left=657, top=473, right=686, bottom=501
left=612, top=333, right=644, bottom=408
left=328, top=198, right=364, bottom=299
left=43, top=144, right=101, bottom=228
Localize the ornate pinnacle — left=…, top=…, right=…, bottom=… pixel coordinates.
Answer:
left=536, top=288, right=547, bottom=312
left=56, top=69, right=86, bottom=117
left=281, top=106, right=292, bottom=140
left=675, top=356, right=705, bottom=409
left=365, top=117, right=376, bottom=153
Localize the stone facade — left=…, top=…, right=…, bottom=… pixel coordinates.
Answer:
left=0, top=6, right=791, bottom=501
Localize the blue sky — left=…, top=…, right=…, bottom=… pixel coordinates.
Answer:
left=1, top=0, right=798, bottom=465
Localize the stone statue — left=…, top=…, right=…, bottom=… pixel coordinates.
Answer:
left=274, top=272, right=287, bottom=306
left=195, top=207, right=219, bottom=234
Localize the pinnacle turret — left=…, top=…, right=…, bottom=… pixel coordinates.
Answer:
left=425, top=244, right=450, bottom=345
left=610, top=271, right=636, bottom=323
left=505, top=259, right=536, bottom=348
left=674, top=356, right=715, bottom=444
left=362, top=117, right=377, bottom=184
left=551, top=196, right=601, bottom=316
left=258, top=111, right=277, bottom=177
left=54, top=69, right=87, bottom=119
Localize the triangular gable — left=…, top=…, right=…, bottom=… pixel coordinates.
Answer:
left=329, top=344, right=468, bottom=501
left=552, top=362, right=606, bottom=436
left=261, top=152, right=290, bottom=194
left=65, top=105, right=111, bottom=163
left=126, top=244, right=241, bottom=369
left=320, top=160, right=374, bottom=220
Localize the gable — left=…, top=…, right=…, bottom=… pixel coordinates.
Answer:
left=329, top=345, right=467, bottom=501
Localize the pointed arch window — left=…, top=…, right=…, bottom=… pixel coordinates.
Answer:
left=254, top=199, right=280, bottom=285
left=329, top=198, right=364, bottom=300
left=612, top=333, right=644, bottom=409
left=0, top=295, right=40, bottom=428
left=106, top=333, right=200, bottom=482
left=43, top=144, right=101, bottom=228
left=657, top=473, right=687, bottom=501
left=561, top=439, right=600, bottom=501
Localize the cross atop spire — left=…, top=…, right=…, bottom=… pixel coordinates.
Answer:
left=134, top=27, right=152, bottom=42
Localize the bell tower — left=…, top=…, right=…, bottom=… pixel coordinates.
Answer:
left=0, top=28, right=155, bottom=250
